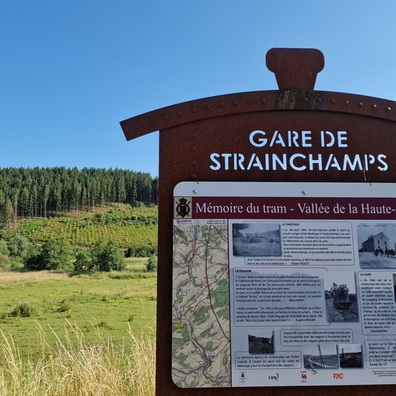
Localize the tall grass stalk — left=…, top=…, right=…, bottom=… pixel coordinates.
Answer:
left=0, top=322, right=155, bottom=396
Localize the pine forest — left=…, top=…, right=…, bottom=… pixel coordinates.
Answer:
left=0, top=167, right=158, bottom=229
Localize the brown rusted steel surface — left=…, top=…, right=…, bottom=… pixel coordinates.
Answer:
left=155, top=114, right=396, bottom=396
left=120, top=48, right=396, bottom=396
left=266, top=48, right=325, bottom=90
left=121, top=90, right=396, bottom=141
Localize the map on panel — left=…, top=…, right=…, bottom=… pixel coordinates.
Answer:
left=172, top=220, right=231, bottom=388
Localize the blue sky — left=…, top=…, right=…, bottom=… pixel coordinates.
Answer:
left=2, top=1, right=396, bottom=177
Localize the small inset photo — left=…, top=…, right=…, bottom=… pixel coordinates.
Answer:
left=303, top=344, right=338, bottom=370
left=232, top=223, right=281, bottom=257
left=358, top=223, right=396, bottom=269
left=338, top=344, right=363, bottom=368
left=248, top=330, right=274, bottom=354
left=324, top=273, right=359, bottom=322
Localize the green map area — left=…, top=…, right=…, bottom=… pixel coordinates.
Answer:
left=172, top=222, right=231, bottom=388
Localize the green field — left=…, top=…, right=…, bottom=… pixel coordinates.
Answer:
left=0, top=205, right=159, bottom=354
left=0, top=259, right=157, bottom=395
left=0, top=259, right=156, bottom=355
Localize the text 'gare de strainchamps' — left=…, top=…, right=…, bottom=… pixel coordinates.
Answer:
left=209, top=129, right=388, bottom=172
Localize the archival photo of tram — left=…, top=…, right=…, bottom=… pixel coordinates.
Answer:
left=303, top=344, right=338, bottom=370
left=248, top=330, right=274, bottom=354
left=232, top=222, right=281, bottom=257
left=324, top=273, right=359, bottom=322
left=358, top=223, right=396, bottom=269
left=338, top=344, right=363, bottom=368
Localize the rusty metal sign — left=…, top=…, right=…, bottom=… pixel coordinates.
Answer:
left=120, top=48, right=396, bottom=395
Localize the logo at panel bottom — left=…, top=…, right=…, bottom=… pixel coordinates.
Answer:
left=268, top=372, right=279, bottom=382
left=238, top=372, right=247, bottom=384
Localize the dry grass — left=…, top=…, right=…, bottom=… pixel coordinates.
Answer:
left=0, top=270, right=69, bottom=283
left=0, top=322, right=155, bottom=396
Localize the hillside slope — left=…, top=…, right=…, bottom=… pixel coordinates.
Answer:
left=4, top=203, right=158, bottom=251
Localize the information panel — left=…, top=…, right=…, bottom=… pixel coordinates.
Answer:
left=172, top=182, right=396, bottom=388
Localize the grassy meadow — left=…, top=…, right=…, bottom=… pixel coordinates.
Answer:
left=0, top=259, right=156, bottom=353
left=0, top=242, right=157, bottom=394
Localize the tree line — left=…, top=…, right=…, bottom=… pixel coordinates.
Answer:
left=0, top=235, right=157, bottom=273
left=0, top=167, right=158, bottom=228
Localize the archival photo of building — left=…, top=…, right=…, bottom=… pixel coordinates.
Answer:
left=360, top=232, right=390, bottom=253
left=358, top=224, right=396, bottom=269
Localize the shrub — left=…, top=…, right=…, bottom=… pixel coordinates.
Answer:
left=0, top=240, right=10, bottom=256
left=7, top=234, right=31, bottom=259
left=24, top=248, right=43, bottom=270
left=146, top=255, right=157, bottom=272
left=41, top=239, right=74, bottom=271
left=91, top=241, right=126, bottom=272
left=73, top=249, right=93, bottom=272
left=10, top=302, right=38, bottom=317
left=125, top=245, right=157, bottom=258
left=24, top=239, right=73, bottom=271
left=58, top=299, right=73, bottom=313
left=0, top=254, right=12, bottom=270
left=9, top=257, right=24, bottom=270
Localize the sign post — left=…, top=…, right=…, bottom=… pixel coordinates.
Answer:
left=121, top=48, right=396, bottom=395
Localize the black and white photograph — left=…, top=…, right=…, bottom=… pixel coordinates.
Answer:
left=338, top=344, right=363, bottom=369
left=324, top=273, right=359, bottom=322
left=232, top=223, right=281, bottom=257
left=248, top=331, right=274, bottom=354
left=303, top=344, right=338, bottom=370
left=358, top=223, right=396, bottom=269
